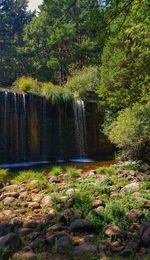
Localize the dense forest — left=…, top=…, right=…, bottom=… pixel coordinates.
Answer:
left=0, top=0, right=150, bottom=159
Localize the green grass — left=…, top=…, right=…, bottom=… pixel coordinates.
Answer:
left=66, top=167, right=81, bottom=179
left=96, top=166, right=116, bottom=175
left=49, top=166, right=62, bottom=176
left=0, top=169, right=9, bottom=186
left=14, top=170, right=48, bottom=190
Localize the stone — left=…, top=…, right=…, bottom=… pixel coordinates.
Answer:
left=92, top=199, right=104, bottom=208
left=19, top=191, right=29, bottom=199
left=23, top=221, right=38, bottom=229
left=121, top=182, right=139, bottom=193
left=66, top=188, right=76, bottom=197
left=104, top=224, right=122, bottom=237
left=144, top=200, right=150, bottom=208
left=56, top=236, right=72, bottom=254
left=47, top=223, right=62, bottom=232
left=32, top=194, right=43, bottom=203
left=74, top=243, right=97, bottom=257
left=126, top=209, right=143, bottom=220
left=2, top=184, right=19, bottom=192
left=30, top=235, right=46, bottom=249
left=18, top=228, right=33, bottom=236
left=12, top=249, right=36, bottom=260
left=28, top=180, right=39, bottom=187
left=140, top=222, right=150, bottom=246
left=3, top=196, right=18, bottom=206
left=28, top=202, right=40, bottom=209
left=69, top=219, right=93, bottom=232
left=0, top=233, right=21, bottom=256
left=0, top=223, right=12, bottom=237
left=41, top=195, right=52, bottom=207
left=46, top=232, right=69, bottom=246
left=49, top=176, right=60, bottom=183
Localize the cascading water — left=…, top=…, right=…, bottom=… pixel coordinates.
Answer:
left=73, top=100, right=87, bottom=158
left=0, top=91, right=95, bottom=167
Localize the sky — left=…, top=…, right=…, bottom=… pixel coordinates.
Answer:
left=28, top=0, right=43, bottom=11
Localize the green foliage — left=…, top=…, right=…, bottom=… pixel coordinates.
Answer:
left=0, top=169, right=9, bottom=186
left=14, top=170, right=48, bottom=189
left=14, top=76, right=40, bottom=93
left=0, top=0, right=33, bottom=87
left=49, top=166, right=62, bottom=176
left=65, top=66, right=99, bottom=98
left=72, top=192, right=92, bottom=217
left=98, top=0, right=150, bottom=111
left=107, top=102, right=150, bottom=160
left=116, top=162, right=141, bottom=171
left=41, top=82, right=73, bottom=104
left=96, top=166, right=115, bottom=175
left=66, top=167, right=81, bottom=179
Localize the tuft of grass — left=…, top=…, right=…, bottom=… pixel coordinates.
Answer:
left=14, top=171, right=48, bottom=190
left=0, top=169, right=9, bottom=186
left=49, top=166, right=62, bottom=176
left=116, top=162, right=141, bottom=171
left=96, top=166, right=116, bottom=175
left=72, top=192, right=92, bottom=217
left=66, top=167, right=81, bottom=179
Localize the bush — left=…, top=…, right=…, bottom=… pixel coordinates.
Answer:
left=66, top=167, right=81, bottom=179
left=106, top=102, right=150, bottom=161
left=65, top=66, right=99, bottom=98
left=14, top=76, right=40, bottom=94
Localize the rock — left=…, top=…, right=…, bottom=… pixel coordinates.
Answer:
left=23, top=221, right=38, bottom=229
left=126, top=209, right=143, bottom=220
left=140, top=222, right=150, bottom=246
left=66, top=188, right=76, bottom=197
left=47, top=223, right=63, bottom=232
left=74, top=243, right=97, bottom=257
left=18, top=228, right=33, bottom=236
left=144, top=200, right=150, bottom=208
left=0, top=233, right=21, bottom=256
left=19, top=191, right=28, bottom=199
left=104, top=224, right=122, bottom=237
left=2, top=184, right=19, bottom=192
left=3, top=196, right=18, bottom=206
left=28, top=202, right=40, bottom=209
left=27, top=180, right=39, bottom=188
left=49, top=176, right=60, bottom=183
left=0, top=223, right=12, bottom=237
left=92, top=199, right=104, bottom=208
left=121, top=182, right=139, bottom=193
left=32, top=194, right=43, bottom=203
left=46, top=232, right=69, bottom=247
left=12, top=249, right=36, bottom=260
left=69, top=219, right=93, bottom=232
left=56, top=236, right=72, bottom=254
left=41, top=195, right=52, bottom=207
left=30, top=235, right=46, bottom=249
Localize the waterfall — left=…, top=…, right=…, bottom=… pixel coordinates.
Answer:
left=0, top=91, right=92, bottom=166
left=73, top=100, right=87, bottom=158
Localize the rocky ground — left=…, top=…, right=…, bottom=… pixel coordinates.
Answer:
left=0, top=161, right=150, bottom=260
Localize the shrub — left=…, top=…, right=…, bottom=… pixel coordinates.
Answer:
left=106, top=102, right=150, bottom=161
left=0, top=169, right=9, bottom=186
left=14, top=76, right=40, bottom=94
left=96, top=166, right=116, bottom=175
left=65, top=66, right=99, bottom=98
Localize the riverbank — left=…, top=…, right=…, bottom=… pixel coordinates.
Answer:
left=0, top=161, right=150, bottom=259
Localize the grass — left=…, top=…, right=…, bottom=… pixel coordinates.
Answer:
left=96, top=166, right=116, bottom=175
left=14, top=170, right=48, bottom=190
left=49, top=166, right=62, bottom=176
left=66, top=167, right=81, bottom=179
left=0, top=169, right=9, bottom=186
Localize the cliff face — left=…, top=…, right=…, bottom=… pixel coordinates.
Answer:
left=0, top=91, right=114, bottom=164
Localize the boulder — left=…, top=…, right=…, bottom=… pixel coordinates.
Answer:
left=140, top=222, right=150, bottom=246
left=3, top=196, right=18, bottom=206
left=56, top=236, right=72, bottom=254
left=126, top=209, right=143, bottom=220
left=12, top=249, right=36, bottom=260
left=41, top=195, right=52, bottom=208
left=104, top=224, right=122, bottom=237
left=74, top=243, right=97, bottom=257
left=69, top=219, right=93, bottom=232
left=121, top=182, right=139, bottom=193
left=0, top=233, right=21, bottom=256
left=0, top=223, right=12, bottom=237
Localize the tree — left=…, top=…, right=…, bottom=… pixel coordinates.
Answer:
left=98, top=0, right=150, bottom=111
left=22, top=0, right=105, bottom=84
left=0, top=0, right=33, bottom=87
